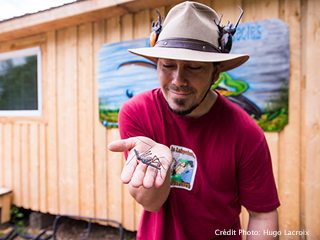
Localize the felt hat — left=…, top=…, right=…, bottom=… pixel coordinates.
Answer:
left=129, top=1, right=249, bottom=72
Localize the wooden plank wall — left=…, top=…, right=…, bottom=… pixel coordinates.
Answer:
left=0, top=0, right=319, bottom=238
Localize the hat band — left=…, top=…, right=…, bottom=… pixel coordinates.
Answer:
left=155, top=38, right=221, bottom=53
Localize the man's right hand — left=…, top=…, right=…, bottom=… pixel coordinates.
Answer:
left=108, top=136, right=172, bottom=189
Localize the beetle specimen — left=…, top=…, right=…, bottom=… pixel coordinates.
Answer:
left=214, top=6, right=244, bottom=53
left=150, top=9, right=163, bottom=47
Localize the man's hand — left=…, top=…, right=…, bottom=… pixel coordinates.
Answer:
left=108, top=136, right=172, bottom=189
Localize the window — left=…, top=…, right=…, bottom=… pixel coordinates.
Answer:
left=0, top=47, right=42, bottom=116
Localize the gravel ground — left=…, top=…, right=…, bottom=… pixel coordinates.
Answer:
left=0, top=211, right=136, bottom=240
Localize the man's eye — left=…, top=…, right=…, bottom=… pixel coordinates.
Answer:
left=189, top=66, right=201, bottom=70
left=163, top=64, right=173, bottom=68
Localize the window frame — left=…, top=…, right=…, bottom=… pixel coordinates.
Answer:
left=0, top=46, right=42, bottom=117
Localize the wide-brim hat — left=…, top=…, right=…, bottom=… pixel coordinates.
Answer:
left=129, top=1, right=249, bottom=72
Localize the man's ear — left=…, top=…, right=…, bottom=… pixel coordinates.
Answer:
left=212, top=64, right=221, bottom=84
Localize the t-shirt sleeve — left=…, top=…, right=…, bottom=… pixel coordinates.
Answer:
left=118, top=99, right=150, bottom=159
left=119, top=101, right=142, bottom=135
left=237, top=135, right=280, bottom=213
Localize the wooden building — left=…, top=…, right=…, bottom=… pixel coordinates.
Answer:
left=0, top=0, right=319, bottom=238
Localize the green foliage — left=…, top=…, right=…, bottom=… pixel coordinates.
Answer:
left=10, top=205, right=25, bottom=228
left=0, top=56, right=38, bottom=110
left=257, top=82, right=289, bottom=132
left=99, top=108, right=119, bottom=128
left=263, top=82, right=289, bottom=114
left=254, top=108, right=288, bottom=132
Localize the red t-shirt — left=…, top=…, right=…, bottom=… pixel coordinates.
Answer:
left=119, top=88, right=280, bottom=240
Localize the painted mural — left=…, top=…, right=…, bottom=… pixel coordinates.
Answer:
left=98, top=18, right=289, bottom=132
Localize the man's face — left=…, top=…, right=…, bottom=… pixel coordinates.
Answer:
left=157, top=58, right=219, bottom=117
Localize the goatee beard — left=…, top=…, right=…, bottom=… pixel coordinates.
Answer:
left=165, top=86, right=212, bottom=117
left=166, top=99, right=200, bottom=116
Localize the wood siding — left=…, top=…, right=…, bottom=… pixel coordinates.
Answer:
left=0, top=0, right=319, bottom=238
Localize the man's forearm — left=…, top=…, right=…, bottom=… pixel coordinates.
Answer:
left=109, top=136, right=173, bottom=212
left=247, top=209, right=279, bottom=240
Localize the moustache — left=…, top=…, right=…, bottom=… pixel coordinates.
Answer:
left=166, top=84, right=196, bottom=93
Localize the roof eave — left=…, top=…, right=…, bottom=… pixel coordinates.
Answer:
left=0, top=0, right=181, bottom=43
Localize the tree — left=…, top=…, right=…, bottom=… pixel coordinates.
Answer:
left=0, top=56, right=38, bottom=110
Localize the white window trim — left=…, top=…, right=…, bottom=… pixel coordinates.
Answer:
left=0, top=46, right=42, bottom=117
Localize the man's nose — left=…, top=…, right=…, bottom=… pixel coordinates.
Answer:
left=172, top=67, right=187, bottom=87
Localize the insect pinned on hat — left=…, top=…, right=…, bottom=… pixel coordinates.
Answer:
left=214, top=6, right=244, bottom=53
left=150, top=9, right=163, bottom=47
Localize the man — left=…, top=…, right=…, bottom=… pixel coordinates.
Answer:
left=109, top=1, right=280, bottom=239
